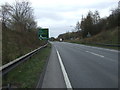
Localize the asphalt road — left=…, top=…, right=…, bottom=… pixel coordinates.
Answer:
left=42, top=42, right=119, bottom=88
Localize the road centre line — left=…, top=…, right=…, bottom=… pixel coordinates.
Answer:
left=86, top=51, right=104, bottom=58
left=56, top=48, right=73, bottom=89
left=68, top=42, right=119, bottom=53
left=79, top=44, right=119, bottom=53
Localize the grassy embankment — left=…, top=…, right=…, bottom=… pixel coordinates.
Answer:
left=3, top=43, right=51, bottom=88
left=0, top=28, right=1, bottom=66
left=0, top=24, right=2, bottom=87
left=68, top=27, right=120, bottom=50
left=2, top=29, right=47, bottom=65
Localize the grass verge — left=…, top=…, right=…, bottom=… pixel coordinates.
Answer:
left=2, top=43, right=51, bottom=88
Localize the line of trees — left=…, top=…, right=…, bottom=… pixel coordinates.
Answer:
left=1, top=0, right=37, bottom=32
left=58, top=2, right=120, bottom=40
left=80, top=10, right=101, bottom=38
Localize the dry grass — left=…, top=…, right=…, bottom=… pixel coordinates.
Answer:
left=2, top=29, right=47, bottom=65
left=83, top=27, right=119, bottom=44
left=0, top=40, right=1, bottom=88
left=68, top=27, right=119, bottom=50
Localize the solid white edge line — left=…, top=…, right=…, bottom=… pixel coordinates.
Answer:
left=56, top=49, right=73, bottom=89
left=86, top=51, right=104, bottom=58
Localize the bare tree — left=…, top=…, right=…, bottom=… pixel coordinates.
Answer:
left=93, top=10, right=100, bottom=24
left=75, top=21, right=81, bottom=31
left=1, top=3, right=12, bottom=29
left=1, top=1, right=36, bottom=31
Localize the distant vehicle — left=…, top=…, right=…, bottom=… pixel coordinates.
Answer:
left=60, top=38, right=62, bottom=42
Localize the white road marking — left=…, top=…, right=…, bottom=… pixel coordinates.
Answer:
left=82, top=44, right=119, bottom=53
left=86, top=51, right=104, bottom=58
left=56, top=48, right=73, bottom=89
left=70, top=42, right=119, bottom=53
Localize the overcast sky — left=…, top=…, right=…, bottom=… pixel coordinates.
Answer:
left=1, top=0, right=118, bottom=38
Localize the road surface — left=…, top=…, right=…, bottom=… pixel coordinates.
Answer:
left=42, top=42, right=118, bottom=88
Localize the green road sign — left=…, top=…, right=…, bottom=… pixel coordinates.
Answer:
left=38, top=28, right=49, bottom=40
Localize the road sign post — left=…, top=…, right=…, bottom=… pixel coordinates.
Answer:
left=38, top=28, right=49, bottom=40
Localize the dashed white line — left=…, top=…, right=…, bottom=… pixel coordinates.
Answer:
left=56, top=48, right=73, bottom=90
left=72, top=42, right=119, bottom=53
left=86, top=51, right=104, bottom=58
left=85, top=45, right=119, bottom=53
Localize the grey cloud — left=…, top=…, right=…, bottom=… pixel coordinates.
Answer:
left=35, top=1, right=117, bottom=13
left=86, top=1, right=117, bottom=9
left=34, top=1, right=117, bottom=22
left=34, top=9, right=65, bottom=21
left=34, top=1, right=118, bottom=37
left=50, top=26, right=72, bottom=37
